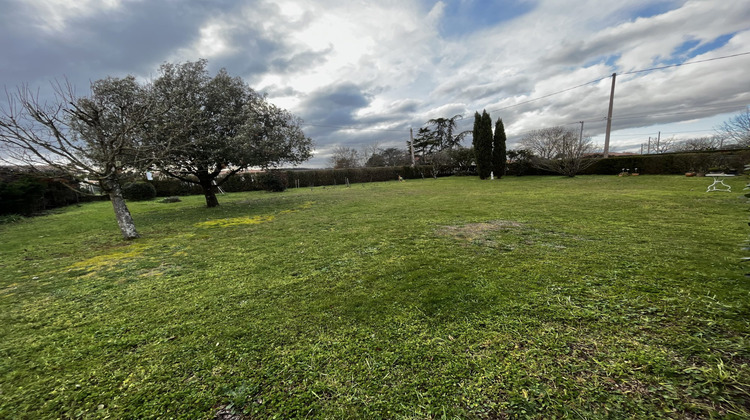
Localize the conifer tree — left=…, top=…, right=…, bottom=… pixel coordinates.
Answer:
left=472, top=111, right=481, bottom=152
left=493, top=118, right=508, bottom=178
left=477, top=110, right=494, bottom=179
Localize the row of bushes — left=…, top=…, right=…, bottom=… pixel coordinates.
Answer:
left=127, top=149, right=750, bottom=200
left=0, top=170, right=101, bottom=216
left=580, top=150, right=750, bottom=175
left=6, top=149, right=748, bottom=214
left=133, top=166, right=437, bottom=198
left=222, top=166, right=436, bottom=193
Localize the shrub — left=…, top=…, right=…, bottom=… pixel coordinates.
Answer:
left=0, top=176, right=47, bottom=215
left=218, top=173, right=261, bottom=193
left=150, top=179, right=204, bottom=197
left=259, top=171, right=288, bottom=192
left=122, top=181, right=157, bottom=201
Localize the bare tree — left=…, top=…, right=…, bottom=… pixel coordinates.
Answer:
left=0, top=77, right=154, bottom=239
left=716, top=107, right=750, bottom=147
left=328, top=146, right=361, bottom=168
left=519, top=126, right=567, bottom=159
left=672, top=135, right=724, bottom=152
left=520, top=126, right=598, bottom=177
left=652, top=136, right=674, bottom=154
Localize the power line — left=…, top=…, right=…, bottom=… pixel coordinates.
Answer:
left=609, top=128, right=716, bottom=137
left=487, top=51, right=749, bottom=114
left=303, top=51, right=750, bottom=137
left=488, top=76, right=610, bottom=113
left=611, top=102, right=749, bottom=122
left=620, top=51, right=750, bottom=76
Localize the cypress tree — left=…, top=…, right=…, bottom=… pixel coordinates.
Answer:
left=472, top=111, right=482, bottom=176
left=493, top=118, right=507, bottom=178
left=472, top=111, right=481, bottom=151
left=477, top=110, right=493, bottom=179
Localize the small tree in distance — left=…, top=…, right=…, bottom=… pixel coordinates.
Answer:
left=520, top=126, right=598, bottom=177
left=329, top=146, right=361, bottom=168
left=365, top=147, right=410, bottom=167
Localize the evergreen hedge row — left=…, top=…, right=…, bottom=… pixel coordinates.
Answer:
left=147, top=166, right=432, bottom=196
left=581, top=149, right=750, bottom=175
left=7, top=149, right=746, bottom=216
left=0, top=169, right=100, bottom=216
left=146, top=149, right=750, bottom=197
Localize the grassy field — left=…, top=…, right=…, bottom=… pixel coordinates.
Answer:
left=1, top=175, right=749, bottom=419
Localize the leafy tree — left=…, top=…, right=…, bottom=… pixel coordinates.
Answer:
left=492, top=118, right=507, bottom=178
left=0, top=76, right=153, bottom=239
left=149, top=60, right=312, bottom=207
left=426, top=114, right=468, bottom=150
left=414, top=114, right=470, bottom=168
left=717, top=107, right=750, bottom=147
left=448, top=146, right=475, bottom=174
left=365, top=152, right=386, bottom=167
left=507, top=149, right=534, bottom=176
left=520, top=126, right=598, bottom=177
left=413, top=127, right=439, bottom=157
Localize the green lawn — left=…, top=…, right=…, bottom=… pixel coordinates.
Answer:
left=1, top=175, right=749, bottom=418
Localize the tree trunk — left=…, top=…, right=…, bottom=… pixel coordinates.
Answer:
left=105, top=180, right=140, bottom=240
left=199, top=177, right=220, bottom=208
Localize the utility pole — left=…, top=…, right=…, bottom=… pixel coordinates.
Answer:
left=647, top=136, right=652, bottom=154
left=640, top=143, right=643, bottom=155
left=409, top=127, right=416, bottom=167
left=579, top=121, right=584, bottom=142
left=603, top=72, right=616, bottom=158
left=656, top=131, right=661, bottom=153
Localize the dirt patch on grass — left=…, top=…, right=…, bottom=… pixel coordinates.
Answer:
left=436, top=220, right=525, bottom=251
left=437, top=220, right=523, bottom=240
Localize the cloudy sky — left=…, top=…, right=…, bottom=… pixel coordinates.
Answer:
left=1, top=0, right=749, bottom=167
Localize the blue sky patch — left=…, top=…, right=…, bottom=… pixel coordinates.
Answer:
left=665, top=33, right=735, bottom=64
left=629, top=1, right=680, bottom=19
left=436, top=0, right=536, bottom=38
left=583, top=54, right=621, bottom=70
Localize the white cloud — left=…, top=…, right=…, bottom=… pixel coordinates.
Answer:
left=21, top=0, right=122, bottom=32
left=1, top=0, right=748, bottom=166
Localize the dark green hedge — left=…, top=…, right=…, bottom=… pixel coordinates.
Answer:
left=122, top=181, right=157, bottom=201
left=582, top=149, right=750, bottom=175
left=131, top=149, right=750, bottom=201
left=0, top=169, right=96, bottom=216
left=150, top=179, right=204, bottom=197
left=283, top=166, right=432, bottom=188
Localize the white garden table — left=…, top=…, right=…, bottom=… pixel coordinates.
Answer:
left=705, top=173, right=734, bottom=192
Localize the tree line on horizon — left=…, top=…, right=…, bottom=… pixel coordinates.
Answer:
left=328, top=106, right=750, bottom=178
